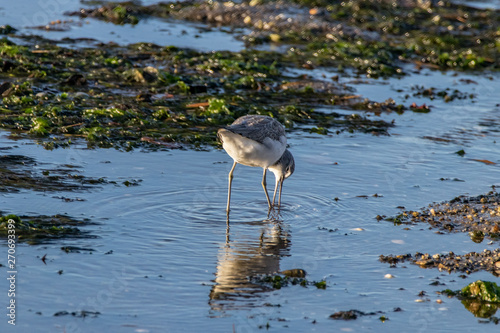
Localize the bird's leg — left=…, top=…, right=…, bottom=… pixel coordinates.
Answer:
left=278, top=177, right=284, bottom=207
left=272, top=177, right=280, bottom=207
left=225, top=215, right=230, bottom=246
left=226, top=161, right=237, bottom=213
left=261, top=168, right=272, bottom=208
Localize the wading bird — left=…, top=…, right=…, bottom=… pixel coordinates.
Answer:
left=218, top=115, right=295, bottom=212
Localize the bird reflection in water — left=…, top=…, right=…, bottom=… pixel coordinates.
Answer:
left=209, top=214, right=291, bottom=313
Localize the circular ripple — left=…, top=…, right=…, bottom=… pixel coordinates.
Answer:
left=88, top=187, right=341, bottom=227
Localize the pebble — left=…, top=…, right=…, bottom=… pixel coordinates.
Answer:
left=35, top=92, right=49, bottom=99
left=385, top=192, right=500, bottom=247
left=73, top=92, right=89, bottom=99
left=281, top=269, right=307, bottom=278
left=381, top=248, right=500, bottom=274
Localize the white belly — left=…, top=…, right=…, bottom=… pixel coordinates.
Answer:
left=219, top=129, right=286, bottom=168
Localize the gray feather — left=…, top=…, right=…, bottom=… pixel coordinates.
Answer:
left=224, top=115, right=285, bottom=144
left=272, top=149, right=295, bottom=179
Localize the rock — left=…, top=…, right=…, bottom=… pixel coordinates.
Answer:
left=73, top=92, right=89, bottom=99
left=136, top=92, right=152, bottom=102
left=123, top=69, right=145, bottom=83
left=0, top=82, right=13, bottom=97
left=1, top=60, right=16, bottom=72
left=0, top=25, right=16, bottom=34
left=62, top=74, right=86, bottom=86
left=329, top=310, right=359, bottom=320
left=189, top=85, right=208, bottom=94
left=461, top=280, right=500, bottom=302
left=329, top=309, right=383, bottom=320
left=281, top=269, right=307, bottom=278
left=415, top=259, right=434, bottom=267
left=142, top=66, right=159, bottom=82
left=35, top=92, right=50, bottom=99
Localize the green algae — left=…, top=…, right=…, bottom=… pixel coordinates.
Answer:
left=0, top=25, right=16, bottom=35
left=6, top=0, right=493, bottom=149
left=253, top=273, right=327, bottom=290
left=0, top=153, right=136, bottom=192
left=70, top=0, right=500, bottom=75
left=462, top=280, right=500, bottom=303
left=293, top=0, right=499, bottom=71
left=0, top=214, right=96, bottom=244
left=0, top=36, right=392, bottom=149
left=440, top=281, right=500, bottom=318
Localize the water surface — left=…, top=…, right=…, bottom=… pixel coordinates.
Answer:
left=1, top=0, right=500, bottom=332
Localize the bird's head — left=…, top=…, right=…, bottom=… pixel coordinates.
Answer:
left=270, top=149, right=295, bottom=181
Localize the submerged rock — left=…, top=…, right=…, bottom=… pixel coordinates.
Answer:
left=329, top=309, right=384, bottom=320
left=441, top=280, right=500, bottom=318
left=462, top=280, right=500, bottom=303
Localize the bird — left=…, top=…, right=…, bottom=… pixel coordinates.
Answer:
left=218, top=115, right=295, bottom=212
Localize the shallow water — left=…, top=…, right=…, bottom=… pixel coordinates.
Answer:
left=0, top=0, right=246, bottom=51
left=452, top=0, right=500, bottom=9
left=1, top=0, right=500, bottom=332
left=0, top=66, right=499, bottom=332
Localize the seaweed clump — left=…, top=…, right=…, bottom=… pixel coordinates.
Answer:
left=0, top=36, right=393, bottom=150
left=441, top=280, right=500, bottom=320
left=0, top=214, right=96, bottom=244
left=251, top=270, right=327, bottom=289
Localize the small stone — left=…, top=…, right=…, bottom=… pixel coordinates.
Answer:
left=73, top=92, right=89, bottom=99
left=142, top=66, right=159, bottom=82
left=0, top=82, right=14, bottom=97
left=269, top=34, right=281, bottom=42
left=35, top=92, right=49, bottom=99
left=415, top=259, right=433, bottom=267
left=309, top=8, right=319, bottom=15
left=281, top=269, right=307, bottom=278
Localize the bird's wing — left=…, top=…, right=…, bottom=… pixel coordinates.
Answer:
left=226, top=116, right=285, bottom=143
